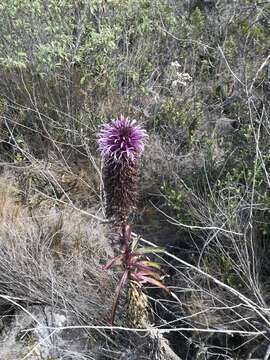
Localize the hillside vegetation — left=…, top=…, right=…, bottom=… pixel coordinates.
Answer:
left=0, top=0, right=270, bottom=359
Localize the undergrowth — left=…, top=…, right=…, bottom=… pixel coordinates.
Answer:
left=0, top=0, right=269, bottom=359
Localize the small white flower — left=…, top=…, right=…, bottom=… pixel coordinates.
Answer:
left=170, top=61, right=181, bottom=68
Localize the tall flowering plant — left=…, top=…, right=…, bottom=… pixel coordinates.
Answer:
left=97, top=116, right=170, bottom=325
left=97, top=116, right=147, bottom=227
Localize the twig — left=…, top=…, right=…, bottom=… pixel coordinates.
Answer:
left=150, top=200, right=244, bottom=236
left=137, top=235, right=270, bottom=329
left=33, top=189, right=107, bottom=223
left=22, top=324, right=266, bottom=337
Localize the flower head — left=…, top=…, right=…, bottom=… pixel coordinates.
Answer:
left=97, top=116, right=147, bottom=162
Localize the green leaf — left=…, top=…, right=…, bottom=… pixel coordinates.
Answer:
left=139, top=260, right=161, bottom=269
left=135, top=246, right=164, bottom=255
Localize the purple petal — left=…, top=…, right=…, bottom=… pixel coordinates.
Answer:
left=97, top=116, right=147, bottom=163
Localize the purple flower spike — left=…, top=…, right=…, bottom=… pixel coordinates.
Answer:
left=97, top=116, right=147, bottom=252
left=97, top=116, right=147, bottom=163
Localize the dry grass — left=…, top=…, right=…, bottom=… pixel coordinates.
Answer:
left=0, top=1, right=269, bottom=358
left=0, top=173, right=158, bottom=359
